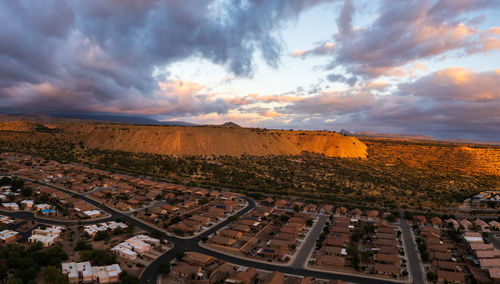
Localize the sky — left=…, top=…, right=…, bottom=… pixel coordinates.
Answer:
left=1, top=0, right=500, bottom=141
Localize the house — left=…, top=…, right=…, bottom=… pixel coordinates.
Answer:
left=204, top=207, right=225, bottom=220
left=238, top=219, right=259, bottom=227
left=268, top=239, right=291, bottom=250
left=476, top=250, right=500, bottom=259
left=374, top=253, right=399, bottom=264
left=432, top=261, right=463, bottom=272
left=480, top=259, right=500, bottom=270
left=431, top=217, right=443, bottom=228
left=2, top=202, right=19, bottom=211
left=209, top=191, right=221, bottom=199
left=195, top=189, right=209, bottom=197
left=111, top=235, right=159, bottom=260
left=211, top=236, right=236, bottom=247
left=488, top=268, right=500, bottom=283
left=335, top=207, right=348, bottom=216
left=28, top=226, right=64, bottom=247
left=445, top=218, right=460, bottom=230
left=324, top=236, right=348, bottom=247
left=437, top=270, right=465, bottom=283
left=320, top=204, right=333, bottom=214
left=275, top=199, right=288, bottom=208
left=261, top=197, right=274, bottom=205
left=191, top=215, right=211, bottom=224
left=21, top=200, right=34, bottom=209
left=259, top=248, right=285, bottom=259
left=83, top=210, right=101, bottom=218
left=413, top=215, right=427, bottom=226
left=489, top=221, right=500, bottom=231
left=473, top=219, right=490, bottom=231
left=170, top=223, right=193, bottom=235
left=171, top=263, right=202, bottom=279
left=226, top=267, right=257, bottom=284
left=316, top=255, right=345, bottom=267
left=220, top=192, right=235, bottom=201
left=163, top=192, right=175, bottom=200
left=366, top=210, right=379, bottom=221
left=262, top=271, right=285, bottom=284
left=459, top=219, right=472, bottom=230
left=321, top=246, right=347, bottom=256
left=184, top=252, right=216, bottom=268
left=303, top=204, right=317, bottom=213
left=182, top=219, right=203, bottom=231
left=220, top=229, right=242, bottom=240
left=463, top=231, right=484, bottom=244
left=0, top=230, right=19, bottom=243
left=431, top=251, right=452, bottom=261
left=115, top=201, right=132, bottom=211
left=277, top=232, right=298, bottom=242
left=231, top=224, right=251, bottom=233
left=0, top=215, right=14, bottom=225
left=470, top=243, right=494, bottom=251
left=160, top=204, right=180, bottom=213
left=351, top=208, right=362, bottom=218
left=280, top=226, right=301, bottom=234
left=374, top=263, right=400, bottom=277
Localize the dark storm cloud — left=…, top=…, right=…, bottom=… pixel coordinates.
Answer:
left=0, top=0, right=332, bottom=114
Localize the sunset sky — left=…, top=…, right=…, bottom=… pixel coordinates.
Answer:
left=1, top=0, right=499, bottom=140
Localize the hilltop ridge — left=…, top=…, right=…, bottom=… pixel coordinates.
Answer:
left=0, top=119, right=367, bottom=158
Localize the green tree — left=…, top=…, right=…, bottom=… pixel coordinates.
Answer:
left=6, top=278, right=23, bottom=284
left=42, top=266, right=68, bottom=284
left=175, top=251, right=185, bottom=260
left=21, top=187, right=33, bottom=197
left=74, top=240, right=93, bottom=251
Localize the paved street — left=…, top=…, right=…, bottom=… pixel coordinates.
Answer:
left=291, top=215, right=328, bottom=268
left=399, top=211, right=425, bottom=284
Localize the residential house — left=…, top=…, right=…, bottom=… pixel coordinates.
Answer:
left=431, top=217, right=443, bottom=228
left=436, top=270, right=465, bottom=283
left=316, top=255, right=345, bottom=267
left=171, top=263, right=202, bottom=279
left=374, top=263, right=400, bottom=277
left=0, top=230, right=19, bottom=243
left=473, top=219, right=490, bottom=231
left=445, top=218, right=460, bottom=230
left=225, top=267, right=257, bottom=284
left=459, top=219, right=472, bottom=230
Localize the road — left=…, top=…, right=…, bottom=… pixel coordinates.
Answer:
left=10, top=177, right=408, bottom=284
left=399, top=211, right=425, bottom=284
left=0, top=209, right=114, bottom=226
left=291, top=215, right=328, bottom=268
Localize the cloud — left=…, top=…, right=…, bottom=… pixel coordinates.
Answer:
left=297, top=0, right=500, bottom=78
left=274, top=68, right=500, bottom=141
left=0, top=0, right=333, bottom=115
left=292, top=42, right=336, bottom=58
left=326, top=73, right=357, bottom=86
left=399, top=67, right=500, bottom=102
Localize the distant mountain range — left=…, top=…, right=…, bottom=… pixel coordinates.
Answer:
left=51, top=113, right=199, bottom=126
left=0, top=113, right=198, bottom=127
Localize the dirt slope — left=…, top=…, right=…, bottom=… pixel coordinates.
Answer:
left=57, top=123, right=367, bottom=158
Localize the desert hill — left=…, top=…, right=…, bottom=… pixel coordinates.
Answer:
left=0, top=119, right=367, bottom=158
left=63, top=123, right=367, bottom=158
